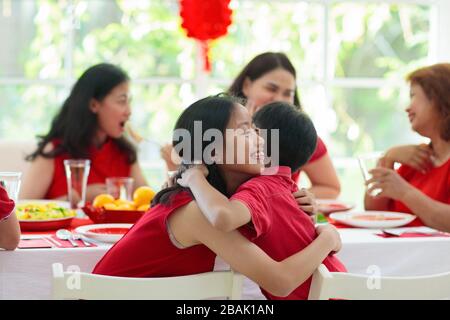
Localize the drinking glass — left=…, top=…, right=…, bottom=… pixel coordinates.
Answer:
left=106, top=177, right=134, bottom=200
left=0, top=172, right=22, bottom=203
left=64, top=159, right=91, bottom=209
left=357, top=152, right=383, bottom=197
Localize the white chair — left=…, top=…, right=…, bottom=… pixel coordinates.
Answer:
left=308, top=264, right=450, bottom=300
left=52, top=263, right=243, bottom=300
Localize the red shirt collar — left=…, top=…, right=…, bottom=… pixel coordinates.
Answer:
left=261, top=166, right=292, bottom=178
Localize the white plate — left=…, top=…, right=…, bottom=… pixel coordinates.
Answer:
left=316, top=199, right=354, bottom=215
left=329, top=211, right=416, bottom=229
left=75, top=223, right=132, bottom=243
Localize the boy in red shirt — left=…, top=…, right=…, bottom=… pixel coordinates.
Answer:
left=94, top=95, right=341, bottom=298
left=178, top=102, right=346, bottom=300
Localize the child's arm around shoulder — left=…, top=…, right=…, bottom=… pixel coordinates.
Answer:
left=177, top=165, right=252, bottom=232
left=170, top=201, right=342, bottom=297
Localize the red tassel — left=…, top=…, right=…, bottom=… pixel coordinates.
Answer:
left=200, top=41, right=211, bottom=73
left=179, top=0, right=232, bottom=73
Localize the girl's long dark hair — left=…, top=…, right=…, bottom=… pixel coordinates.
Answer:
left=26, top=63, right=137, bottom=163
left=152, top=95, right=237, bottom=207
left=228, top=52, right=301, bottom=109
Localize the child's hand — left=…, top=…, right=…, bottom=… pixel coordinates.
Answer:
left=161, top=173, right=177, bottom=190
left=316, top=224, right=342, bottom=254
left=176, top=164, right=209, bottom=187
left=292, top=188, right=317, bottom=215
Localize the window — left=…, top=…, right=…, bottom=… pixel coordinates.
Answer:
left=0, top=0, right=447, bottom=203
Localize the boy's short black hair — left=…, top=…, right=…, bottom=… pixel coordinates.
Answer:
left=252, top=102, right=318, bottom=172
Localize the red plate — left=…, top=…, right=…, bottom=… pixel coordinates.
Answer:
left=82, top=204, right=146, bottom=224
left=19, top=217, right=74, bottom=231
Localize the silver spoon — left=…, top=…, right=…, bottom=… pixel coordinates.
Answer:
left=56, top=229, right=78, bottom=247
left=72, top=233, right=92, bottom=247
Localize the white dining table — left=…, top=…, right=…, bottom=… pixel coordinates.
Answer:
left=1, top=227, right=450, bottom=300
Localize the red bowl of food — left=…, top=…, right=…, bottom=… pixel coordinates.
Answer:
left=82, top=204, right=146, bottom=224
left=19, top=217, right=74, bottom=231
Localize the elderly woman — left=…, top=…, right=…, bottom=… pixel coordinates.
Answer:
left=365, top=63, right=450, bottom=232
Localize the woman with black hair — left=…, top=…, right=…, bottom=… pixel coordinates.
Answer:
left=227, top=52, right=341, bottom=199
left=20, top=63, right=147, bottom=201
left=161, top=52, right=340, bottom=199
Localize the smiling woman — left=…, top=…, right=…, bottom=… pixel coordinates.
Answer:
left=365, top=63, right=450, bottom=232
left=19, top=63, right=148, bottom=202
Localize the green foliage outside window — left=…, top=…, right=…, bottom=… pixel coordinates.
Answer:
left=0, top=0, right=431, bottom=199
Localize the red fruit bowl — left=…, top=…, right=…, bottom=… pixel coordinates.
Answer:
left=82, top=204, right=146, bottom=224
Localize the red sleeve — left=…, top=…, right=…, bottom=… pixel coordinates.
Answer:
left=230, top=181, right=272, bottom=240
left=0, top=186, right=15, bottom=220
left=445, top=165, right=450, bottom=204
left=308, top=137, right=327, bottom=163
left=291, top=170, right=300, bottom=183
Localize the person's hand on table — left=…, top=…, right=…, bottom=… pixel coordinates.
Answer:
left=379, top=144, right=433, bottom=173
left=366, top=167, right=414, bottom=201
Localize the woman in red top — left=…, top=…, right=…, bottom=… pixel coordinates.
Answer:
left=0, top=185, right=20, bottom=250
left=20, top=63, right=147, bottom=201
left=161, top=53, right=340, bottom=199
left=365, top=63, right=450, bottom=232
left=227, top=52, right=340, bottom=199
left=94, top=95, right=342, bottom=298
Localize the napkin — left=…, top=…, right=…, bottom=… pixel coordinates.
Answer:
left=0, top=185, right=15, bottom=220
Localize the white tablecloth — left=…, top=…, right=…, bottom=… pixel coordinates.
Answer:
left=1, top=228, right=450, bottom=300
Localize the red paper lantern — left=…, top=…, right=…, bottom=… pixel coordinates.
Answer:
left=179, top=0, right=232, bottom=72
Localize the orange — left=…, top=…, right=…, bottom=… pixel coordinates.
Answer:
left=117, top=203, right=136, bottom=211
left=93, top=194, right=115, bottom=208
left=103, top=203, right=119, bottom=210
left=137, top=204, right=150, bottom=211
left=133, top=186, right=156, bottom=207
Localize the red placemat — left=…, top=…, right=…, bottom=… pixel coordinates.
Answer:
left=22, top=218, right=94, bottom=236
left=46, top=234, right=96, bottom=248
left=376, top=232, right=450, bottom=238
left=18, top=238, right=53, bottom=249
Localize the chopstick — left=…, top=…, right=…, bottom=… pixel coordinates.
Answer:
left=45, top=236, right=63, bottom=247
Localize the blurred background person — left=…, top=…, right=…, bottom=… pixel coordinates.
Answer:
left=162, top=52, right=341, bottom=199
left=365, top=63, right=450, bottom=232
left=227, top=52, right=341, bottom=199
left=20, top=63, right=147, bottom=202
